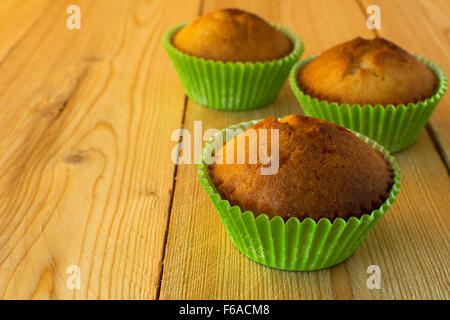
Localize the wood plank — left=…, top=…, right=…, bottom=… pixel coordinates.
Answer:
left=0, top=0, right=200, bottom=299
left=162, top=112, right=450, bottom=299
left=359, top=0, right=450, bottom=168
left=161, top=0, right=449, bottom=300
left=1, top=0, right=447, bottom=301
left=160, top=0, right=399, bottom=300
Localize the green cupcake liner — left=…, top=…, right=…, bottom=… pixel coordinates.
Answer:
left=163, top=23, right=303, bottom=110
left=197, top=120, right=401, bottom=271
left=289, top=55, right=447, bottom=153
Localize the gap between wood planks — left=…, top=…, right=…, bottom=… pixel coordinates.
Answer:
left=156, top=96, right=189, bottom=299
left=156, top=0, right=205, bottom=299
left=356, top=0, right=449, bottom=172
left=356, top=0, right=380, bottom=37
left=427, top=123, right=450, bottom=174
left=155, top=0, right=450, bottom=299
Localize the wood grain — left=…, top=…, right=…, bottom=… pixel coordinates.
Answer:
left=0, top=0, right=200, bottom=299
left=0, top=0, right=52, bottom=64
left=0, top=0, right=448, bottom=300
left=359, top=0, right=450, bottom=168
left=160, top=0, right=449, bottom=300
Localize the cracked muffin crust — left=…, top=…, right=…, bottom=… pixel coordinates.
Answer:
left=172, top=8, right=293, bottom=62
left=208, top=115, right=394, bottom=221
left=298, top=37, right=437, bottom=105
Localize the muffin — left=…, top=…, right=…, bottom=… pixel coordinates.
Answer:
left=290, top=37, right=447, bottom=153
left=173, top=8, right=293, bottom=62
left=198, top=115, right=401, bottom=271
left=209, top=115, right=394, bottom=221
left=163, top=8, right=303, bottom=110
left=298, top=37, right=436, bottom=105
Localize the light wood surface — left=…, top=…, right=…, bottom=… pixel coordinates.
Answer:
left=0, top=0, right=448, bottom=300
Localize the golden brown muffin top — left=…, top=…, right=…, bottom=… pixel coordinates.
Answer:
left=298, top=37, right=437, bottom=105
left=172, top=8, right=293, bottom=62
left=209, top=115, right=394, bottom=221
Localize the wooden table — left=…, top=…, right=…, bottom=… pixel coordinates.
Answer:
left=0, top=0, right=448, bottom=300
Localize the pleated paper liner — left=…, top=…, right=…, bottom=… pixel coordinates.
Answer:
left=163, top=23, right=303, bottom=110
left=289, top=55, right=447, bottom=153
left=198, top=120, right=401, bottom=271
